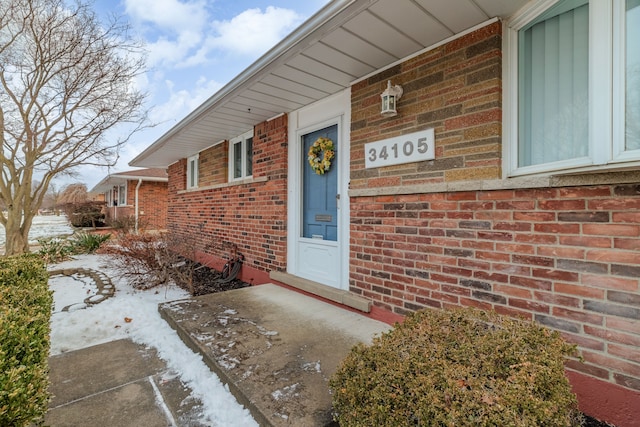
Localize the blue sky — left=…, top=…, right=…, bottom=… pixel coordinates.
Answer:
left=81, top=0, right=328, bottom=189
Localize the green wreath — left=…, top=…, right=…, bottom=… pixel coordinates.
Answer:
left=308, top=137, right=335, bottom=175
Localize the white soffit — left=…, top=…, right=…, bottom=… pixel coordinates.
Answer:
left=131, top=0, right=528, bottom=168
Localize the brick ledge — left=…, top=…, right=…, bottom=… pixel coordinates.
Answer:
left=349, top=170, right=640, bottom=198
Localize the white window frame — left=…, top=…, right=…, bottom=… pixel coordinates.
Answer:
left=504, top=0, right=640, bottom=177
left=229, top=130, right=253, bottom=182
left=118, top=184, right=127, bottom=206
left=187, top=154, right=199, bottom=189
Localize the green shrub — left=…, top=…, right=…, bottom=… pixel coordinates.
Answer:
left=0, top=255, right=52, bottom=426
left=37, top=237, right=75, bottom=263
left=330, top=308, right=581, bottom=427
left=69, top=231, right=111, bottom=254
left=38, top=232, right=111, bottom=263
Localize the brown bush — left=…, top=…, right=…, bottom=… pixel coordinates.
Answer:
left=102, top=232, right=197, bottom=293
left=330, top=307, right=581, bottom=427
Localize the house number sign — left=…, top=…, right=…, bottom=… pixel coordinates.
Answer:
left=364, top=128, right=435, bottom=169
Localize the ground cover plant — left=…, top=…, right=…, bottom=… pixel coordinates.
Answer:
left=330, top=307, right=582, bottom=427
left=38, top=232, right=111, bottom=263
left=0, top=255, right=52, bottom=426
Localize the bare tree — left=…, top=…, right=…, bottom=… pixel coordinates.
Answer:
left=58, top=183, right=88, bottom=206
left=0, top=0, right=147, bottom=255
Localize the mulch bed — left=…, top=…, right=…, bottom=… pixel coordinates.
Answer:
left=176, top=261, right=249, bottom=296
left=583, top=415, right=617, bottom=427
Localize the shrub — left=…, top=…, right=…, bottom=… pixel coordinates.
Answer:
left=38, top=232, right=111, bottom=263
left=69, top=231, right=111, bottom=254
left=61, top=200, right=106, bottom=227
left=37, top=237, right=74, bottom=263
left=330, top=308, right=581, bottom=427
left=102, top=232, right=198, bottom=292
left=107, top=215, right=139, bottom=234
left=0, top=255, right=52, bottom=427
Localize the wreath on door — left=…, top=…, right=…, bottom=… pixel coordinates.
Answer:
left=308, top=136, right=335, bottom=175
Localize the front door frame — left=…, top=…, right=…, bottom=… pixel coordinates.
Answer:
left=287, top=89, right=350, bottom=290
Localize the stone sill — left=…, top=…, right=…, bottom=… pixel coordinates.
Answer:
left=349, top=170, right=640, bottom=198
left=269, top=271, right=371, bottom=313
left=178, top=176, right=269, bottom=194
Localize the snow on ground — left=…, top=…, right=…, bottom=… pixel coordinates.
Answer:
left=49, top=254, right=258, bottom=427
left=0, top=214, right=74, bottom=246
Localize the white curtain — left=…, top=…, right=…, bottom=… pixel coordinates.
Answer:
left=518, top=1, right=589, bottom=167
left=627, top=0, right=640, bottom=151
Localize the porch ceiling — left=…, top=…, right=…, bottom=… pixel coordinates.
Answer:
left=130, top=0, right=528, bottom=168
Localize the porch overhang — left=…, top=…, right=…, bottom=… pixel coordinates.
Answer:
left=90, top=170, right=168, bottom=194
left=130, top=0, right=528, bottom=169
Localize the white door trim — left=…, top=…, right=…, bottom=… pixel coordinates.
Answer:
left=287, top=89, right=351, bottom=290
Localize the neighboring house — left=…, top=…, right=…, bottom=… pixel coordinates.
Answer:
left=90, top=168, right=168, bottom=231
left=130, top=1, right=640, bottom=424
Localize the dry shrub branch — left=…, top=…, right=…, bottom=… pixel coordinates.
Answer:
left=102, top=232, right=198, bottom=294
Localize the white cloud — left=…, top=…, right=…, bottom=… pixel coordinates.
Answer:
left=122, top=2, right=304, bottom=69
left=124, top=0, right=207, bottom=34
left=150, top=77, right=222, bottom=126
left=124, top=0, right=208, bottom=67
left=205, top=6, right=303, bottom=57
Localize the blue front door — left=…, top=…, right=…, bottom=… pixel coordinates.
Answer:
left=302, top=125, right=338, bottom=241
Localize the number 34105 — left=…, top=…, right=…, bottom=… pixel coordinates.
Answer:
left=364, top=128, right=435, bottom=169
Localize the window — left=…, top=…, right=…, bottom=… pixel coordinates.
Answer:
left=187, top=154, right=199, bottom=189
left=505, top=0, right=640, bottom=176
left=118, top=184, right=126, bottom=206
left=623, top=0, right=640, bottom=151
left=229, top=130, right=253, bottom=181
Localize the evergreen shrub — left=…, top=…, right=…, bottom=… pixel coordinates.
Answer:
left=0, top=255, right=52, bottom=426
left=330, top=308, right=581, bottom=427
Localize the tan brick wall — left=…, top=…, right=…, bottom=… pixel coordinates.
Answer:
left=198, top=142, right=228, bottom=187
left=350, top=21, right=502, bottom=190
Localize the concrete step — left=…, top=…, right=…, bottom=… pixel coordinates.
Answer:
left=46, top=339, right=208, bottom=426
left=159, top=283, right=391, bottom=427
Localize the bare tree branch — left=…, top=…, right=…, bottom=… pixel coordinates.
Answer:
left=0, top=0, right=149, bottom=254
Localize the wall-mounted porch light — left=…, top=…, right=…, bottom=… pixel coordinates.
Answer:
left=380, top=80, right=403, bottom=117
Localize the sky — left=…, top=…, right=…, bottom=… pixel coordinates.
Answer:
left=76, top=0, right=329, bottom=190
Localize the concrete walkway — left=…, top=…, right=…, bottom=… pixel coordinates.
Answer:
left=46, top=339, right=207, bottom=427
left=160, top=284, right=391, bottom=426
left=46, top=284, right=391, bottom=426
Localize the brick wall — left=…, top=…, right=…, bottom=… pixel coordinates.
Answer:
left=132, top=180, right=168, bottom=230
left=167, top=114, right=288, bottom=280
left=351, top=21, right=502, bottom=189
left=348, top=20, right=640, bottom=422
left=199, top=142, right=228, bottom=187
left=104, top=180, right=168, bottom=230
left=350, top=185, right=640, bottom=392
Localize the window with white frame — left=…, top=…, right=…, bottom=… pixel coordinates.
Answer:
left=118, top=184, right=127, bottom=206
left=229, top=130, right=253, bottom=181
left=187, top=154, right=199, bottom=189
left=505, top=0, right=640, bottom=176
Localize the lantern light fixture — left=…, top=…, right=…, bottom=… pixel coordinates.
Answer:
left=380, top=80, right=403, bottom=117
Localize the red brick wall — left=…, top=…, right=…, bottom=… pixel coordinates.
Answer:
left=133, top=180, right=168, bottom=230
left=350, top=185, right=640, bottom=389
left=167, top=114, right=288, bottom=281
left=104, top=180, right=168, bottom=230
left=349, top=21, right=640, bottom=424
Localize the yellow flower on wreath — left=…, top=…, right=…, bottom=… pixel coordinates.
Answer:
left=308, top=136, right=335, bottom=175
